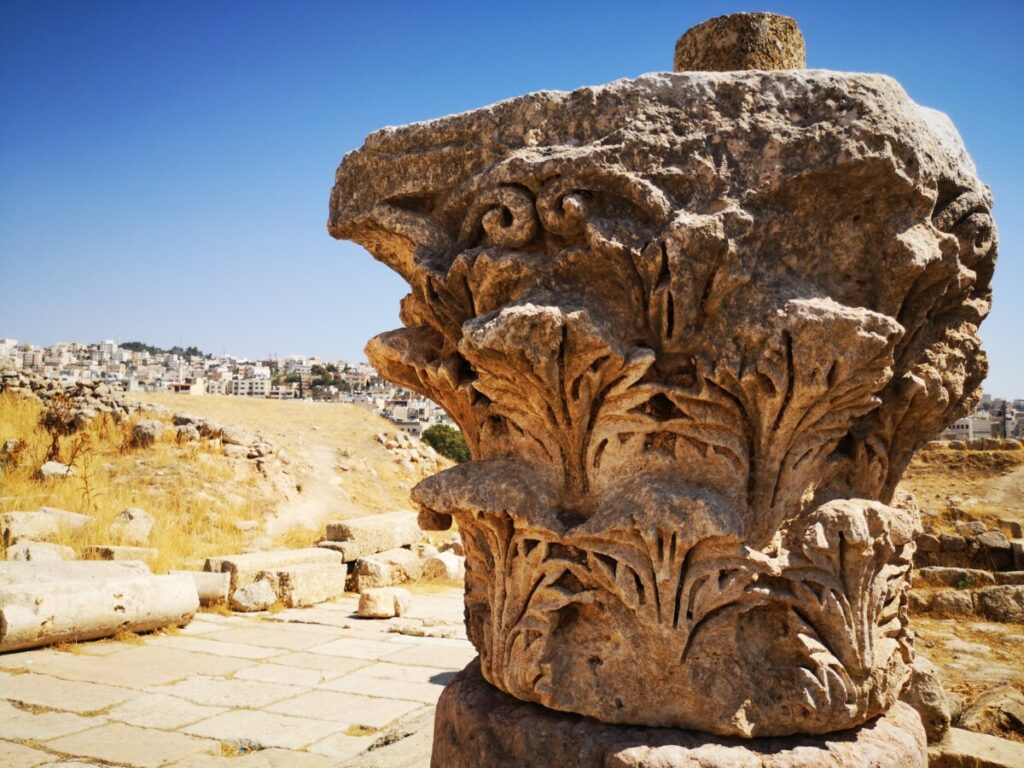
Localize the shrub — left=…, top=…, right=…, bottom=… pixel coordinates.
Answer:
left=422, top=424, right=470, bottom=463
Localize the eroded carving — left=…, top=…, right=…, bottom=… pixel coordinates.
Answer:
left=329, top=69, right=996, bottom=738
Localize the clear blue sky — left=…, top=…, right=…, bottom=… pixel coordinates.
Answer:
left=1, top=1, right=1021, bottom=396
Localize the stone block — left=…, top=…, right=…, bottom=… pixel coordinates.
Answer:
left=1, top=508, right=92, bottom=547
left=323, top=511, right=423, bottom=561
left=899, top=655, right=950, bottom=743
left=909, top=588, right=974, bottom=618
left=913, top=567, right=995, bottom=589
left=109, top=507, right=154, bottom=545
left=5, top=540, right=76, bottom=561
left=940, top=533, right=968, bottom=552
left=263, top=562, right=349, bottom=608
left=85, top=545, right=158, bottom=562
left=349, top=547, right=423, bottom=592
left=358, top=587, right=412, bottom=618
left=979, top=530, right=1012, bottom=550
left=422, top=551, right=465, bottom=583
left=229, top=576, right=278, bottom=612
left=431, top=660, right=928, bottom=767
left=994, top=572, right=1024, bottom=586
left=929, top=727, right=1024, bottom=768
left=916, top=533, right=941, bottom=552
left=170, top=570, right=230, bottom=605
left=203, top=548, right=342, bottom=589
left=975, top=585, right=1024, bottom=622
left=1012, top=539, right=1024, bottom=570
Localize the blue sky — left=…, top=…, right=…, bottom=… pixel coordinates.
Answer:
left=1, top=1, right=1021, bottom=396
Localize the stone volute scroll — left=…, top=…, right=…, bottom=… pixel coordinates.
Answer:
left=329, top=11, right=997, bottom=768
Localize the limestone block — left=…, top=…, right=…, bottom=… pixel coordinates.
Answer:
left=323, top=511, right=424, bottom=561
left=261, top=562, right=349, bottom=608
left=350, top=547, right=423, bottom=592
left=358, top=587, right=412, bottom=618
left=929, top=728, right=1024, bottom=768
left=5, top=540, right=76, bottom=561
left=900, top=655, right=951, bottom=743
left=975, top=585, right=1024, bottom=622
left=203, top=548, right=342, bottom=588
left=1014, top=540, right=1024, bottom=570
left=229, top=576, right=277, bottom=612
left=170, top=570, right=230, bottom=606
left=85, top=545, right=158, bottom=562
left=995, top=572, right=1024, bottom=585
left=979, top=530, right=1012, bottom=550
left=913, top=567, right=996, bottom=588
left=422, top=551, right=465, bottom=583
left=431, top=660, right=928, bottom=767
left=0, top=564, right=197, bottom=652
left=959, top=685, right=1024, bottom=743
left=108, top=507, right=155, bottom=545
left=316, top=540, right=360, bottom=560
left=910, top=589, right=975, bottom=618
left=38, top=460, right=75, bottom=479
left=1, top=508, right=92, bottom=546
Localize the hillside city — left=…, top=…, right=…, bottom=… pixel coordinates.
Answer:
left=0, top=337, right=456, bottom=438
left=2, top=336, right=1020, bottom=442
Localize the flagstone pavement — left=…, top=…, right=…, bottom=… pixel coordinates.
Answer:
left=0, top=588, right=474, bottom=767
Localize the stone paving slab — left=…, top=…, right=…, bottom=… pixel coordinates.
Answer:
left=0, top=587, right=469, bottom=767
left=183, top=709, right=342, bottom=750
left=105, top=692, right=227, bottom=729
left=147, top=674, right=307, bottom=708
left=44, top=722, right=220, bottom=767
left=0, top=670, right=136, bottom=713
left=266, top=689, right=424, bottom=726
left=0, top=740, right=50, bottom=767
left=171, top=747, right=338, bottom=767
left=0, top=700, right=105, bottom=741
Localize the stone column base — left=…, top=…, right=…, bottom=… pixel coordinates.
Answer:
left=432, top=659, right=928, bottom=768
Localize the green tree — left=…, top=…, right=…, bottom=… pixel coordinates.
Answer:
left=421, top=424, right=470, bottom=463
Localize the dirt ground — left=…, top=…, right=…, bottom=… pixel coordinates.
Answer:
left=136, top=393, right=449, bottom=540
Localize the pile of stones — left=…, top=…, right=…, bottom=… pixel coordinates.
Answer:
left=0, top=369, right=147, bottom=424
left=374, top=430, right=444, bottom=474
left=203, top=510, right=466, bottom=614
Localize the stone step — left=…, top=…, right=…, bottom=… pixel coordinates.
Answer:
left=322, top=511, right=424, bottom=561
left=928, top=727, right=1024, bottom=768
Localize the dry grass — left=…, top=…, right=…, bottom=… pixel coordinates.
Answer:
left=0, top=392, right=267, bottom=572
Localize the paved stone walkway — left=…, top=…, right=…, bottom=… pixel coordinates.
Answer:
left=0, top=589, right=473, bottom=767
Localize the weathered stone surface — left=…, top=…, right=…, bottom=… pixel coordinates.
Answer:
left=170, top=570, right=230, bottom=605
left=85, top=544, right=159, bottom=562
left=323, top=511, right=423, bottom=560
left=980, top=530, right=1012, bottom=550
left=204, top=548, right=342, bottom=589
left=220, top=424, right=255, bottom=446
left=432, top=660, right=928, bottom=767
left=358, top=587, right=413, bottom=618
left=109, top=506, right=155, bottom=545
left=0, top=507, right=92, bottom=546
left=929, top=727, right=1024, bottom=768
left=331, top=24, right=996, bottom=740
left=914, top=567, right=996, bottom=588
left=131, top=419, right=165, bottom=447
left=38, top=460, right=75, bottom=479
left=350, top=547, right=423, bottom=592
left=263, top=563, right=349, bottom=608
left=975, top=585, right=1024, bottom=622
left=960, top=685, right=1024, bottom=742
left=4, top=539, right=76, bottom=561
left=421, top=551, right=465, bottom=583
left=910, top=588, right=975, bottom=618
left=674, top=12, right=806, bottom=72
left=0, top=563, right=197, bottom=652
left=900, top=655, right=951, bottom=743
left=229, top=575, right=278, bottom=612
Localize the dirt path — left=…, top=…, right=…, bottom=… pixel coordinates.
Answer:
left=982, top=463, right=1024, bottom=523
